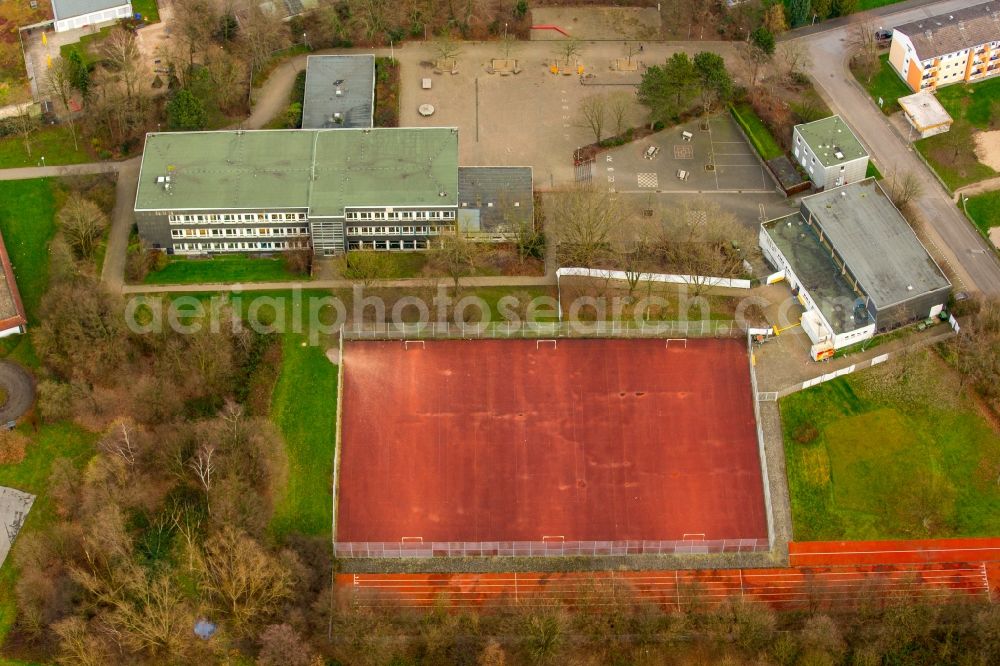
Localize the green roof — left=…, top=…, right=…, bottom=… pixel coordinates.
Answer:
left=135, top=128, right=460, bottom=216
left=794, top=115, right=867, bottom=168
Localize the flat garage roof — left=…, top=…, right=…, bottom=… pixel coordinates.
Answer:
left=801, top=179, right=950, bottom=308
left=302, top=55, right=375, bottom=129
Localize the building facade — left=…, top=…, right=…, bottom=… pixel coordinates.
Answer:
left=889, top=2, right=1000, bottom=92
left=760, top=179, right=951, bottom=360
left=791, top=116, right=868, bottom=190
left=52, top=0, right=133, bottom=33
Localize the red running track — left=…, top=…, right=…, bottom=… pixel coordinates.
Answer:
left=337, top=538, right=1000, bottom=610
left=337, top=338, right=766, bottom=545
left=789, top=538, right=1000, bottom=567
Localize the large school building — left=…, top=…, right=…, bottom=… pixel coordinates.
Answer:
left=133, top=128, right=532, bottom=256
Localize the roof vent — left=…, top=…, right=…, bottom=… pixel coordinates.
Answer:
left=841, top=191, right=847, bottom=197
left=335, top=88, right=342, bottom=96
left=907, top=284, right=914, bottom=291
left=834, top=149, right=845, bottom=160
left=439, top=191, right=447, bottom=197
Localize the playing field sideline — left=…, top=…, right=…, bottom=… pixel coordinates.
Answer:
left=335, top=338, right=767, bottom=554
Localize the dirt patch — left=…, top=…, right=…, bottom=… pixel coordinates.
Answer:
left=530, top=7, right=661, bottom=41
left=973, top=130, right=1000, bottom=172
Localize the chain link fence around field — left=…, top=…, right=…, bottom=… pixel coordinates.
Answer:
left=333, top=538, right=770, bottom=559
left=341, top=320, right=745, bottom=340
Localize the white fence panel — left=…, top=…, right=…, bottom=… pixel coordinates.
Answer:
left=557, top=267, right=752, bottom=290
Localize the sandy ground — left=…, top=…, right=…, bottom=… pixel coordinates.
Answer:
left=990, top=227, right=1000, bottom=249
left=973, top=129, right=1000, bottom=172
left=529, top=7, right=661, bottom=41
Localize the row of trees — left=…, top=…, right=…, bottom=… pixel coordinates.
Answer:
left=546, top=186, right=758, bottom=298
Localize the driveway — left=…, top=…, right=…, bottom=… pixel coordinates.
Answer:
left=794, top=0, right=1000, bottom=296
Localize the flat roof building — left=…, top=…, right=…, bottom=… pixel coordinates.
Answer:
left=0, top=231, right=27, bottom=338
left=889, top=2, right=1000, bottom=91
left=52, top=0, right=133, bottom=33
left=301, top=55, right=375, bottom=130
left=457, top=167, right=534, bottom=237
left=761, top=179, right=950, bottom=358
left=134, top=128, right=533, bottom=256
left=898, top=91, right=953, bottom=138
left=792, top=116, right=869, bottom=190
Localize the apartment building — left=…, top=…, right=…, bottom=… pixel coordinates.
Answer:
left=889, top=2, right=1000, bottom=91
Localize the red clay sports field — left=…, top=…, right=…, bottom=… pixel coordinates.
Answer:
left=334, top=337, right=768, bottom=556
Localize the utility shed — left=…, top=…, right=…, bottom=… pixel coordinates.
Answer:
left=898, top=91, right=953, bottom=138
left=792, top=115, right=869, bottom=190
left=301, top=55, right=375, bottom=129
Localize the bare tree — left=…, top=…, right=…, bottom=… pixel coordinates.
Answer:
left=198, top=527, right=292, bottom=635
left=849, top=18, right=880, bottom=83
left=57, top=194, right=109, bottom=259
left=432, top=233, right=480, bottom=294
left=189, top=442, right=216, bottom=505
left=578, top=94, right=608, bottom=143
left=9, top=106, right=37, bottom=158
left=207, top=49, right=245, bottom=114
left=239, top=4, right=291, bottom=71
left=656, top=198, right=757, bottom=297
left=778, top=40, right=812, bottom=80
left=44, top=58, right=79, bottom=150
left=172, top=0, right=218, bottom=72
left=102, top=28, right=142, bottom=103
left=608, top=92, right=632, bottom=138
left=546, top=186, right=618, bottom=267
left=554, top=37, right=583, bottom=67
left=739, top=41, right=771, bottom=88
left=432, top=34, right=462, bottom=69
left=98, top=418, right=140, bottom=467
left=884, top=169, right=923, bottom=209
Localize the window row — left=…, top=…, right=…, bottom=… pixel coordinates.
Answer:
left=348, top=239, right=431, bottom=251
left=346, top=225, right=448, bottom=237
left=171, top=226, right=310, bottom=239
left=169, top=212, right=307, bottom=225
left=345, top=210, right=455, bottom=221
left=174, top=241, right=307, bottom=253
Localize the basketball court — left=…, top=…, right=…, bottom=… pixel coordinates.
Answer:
left=335, top=338, right=768, bottom=556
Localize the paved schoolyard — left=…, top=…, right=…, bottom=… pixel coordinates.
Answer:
left=594, top=114, right=772, bottom=194
left=396, top=41, right=742, bottom=186
left=0, top=486, right=34, bottom=568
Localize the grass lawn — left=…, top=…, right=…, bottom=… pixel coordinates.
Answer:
left=857, top=0, right=907, bottom=8
left=0, top=126, right=93, bottom=169
left=59, top=25, right=113, bottom=67
left=780, top=350, right=1000, bottom=541
left=963, top=189, right=1000, bottom=234
left=0, top=423, right=97, bottom=647
left=731, top=104, right=783, bottom=160
left=0, top=180, right=57, bottom=323
left=865, top=161, right=883, bottom=180
left=268, top=335, right=338, bottom=539
left=934, top=76, right=1000, bottom=130
left=915, top=135, right=997, bottom=190
left=131, top=0, right=160, bottom=23
left=854, top=54, right=913, bottom=116
left=143, top=255, right=306, bottom=285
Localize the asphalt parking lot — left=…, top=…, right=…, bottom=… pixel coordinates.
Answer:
left=592, top=114, right=772, bottom=194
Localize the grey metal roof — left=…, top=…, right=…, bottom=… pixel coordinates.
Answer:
left=800, top=179, right=950, bottom=309
left=52, top=0, right=129, bottom=21
left=457, top=167, right=533, bottom=233
left=302, top=55, right=375, bottom=130
left=893, top=2, right=1000, bottom=61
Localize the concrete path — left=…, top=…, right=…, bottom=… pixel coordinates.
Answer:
left=101, top=157, right=142, bottom=290
left=955, top=176, right=1000, bottom=201
left=121, top=274, right=557, bottom=294
left=793, top=0, right=1000, bottom=296
left=0, top=161, right=121, bottom=181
